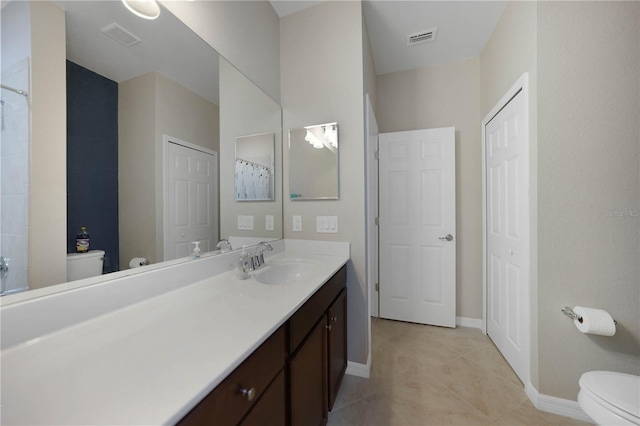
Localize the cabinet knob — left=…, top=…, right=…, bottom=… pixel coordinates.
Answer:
left=331, top=316, right=338, bottom=323
left=240, top=387, right=256, bottom=402
left=326, top=324, right=332, bottom=331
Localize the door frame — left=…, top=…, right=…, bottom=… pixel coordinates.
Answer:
left=378, top=127, right=456, bottom=327
left=481, top=73, right=530, bottom=385
left=162, top=134, right=218, bottom=261
left=365, top=93, right=379, bottom=319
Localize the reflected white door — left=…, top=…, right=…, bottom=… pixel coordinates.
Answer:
left=166, top=140, right=218, bottom=260
left=484, top=86, right=529, bottom=384
left=379, top=127, right=456, bottom=327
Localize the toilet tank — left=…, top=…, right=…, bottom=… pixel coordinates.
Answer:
left=66, top=250, right=105, bottom=281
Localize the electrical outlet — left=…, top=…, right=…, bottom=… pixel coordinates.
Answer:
left=293, top=215, right=302, bottom=232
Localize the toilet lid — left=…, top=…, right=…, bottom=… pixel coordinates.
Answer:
left=580, top=371, right=640, bottom=420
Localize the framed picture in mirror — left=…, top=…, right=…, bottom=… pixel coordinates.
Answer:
left=235, top=132, right=276, bottom=201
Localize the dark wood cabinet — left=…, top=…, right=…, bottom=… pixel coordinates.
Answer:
left=327, top=288, right=347, bottom=411
left=289, top=318, right=328, bottom=426
left=178, top=327, right=285, bottom=426
left=240, top=370, right=286, bottom=426
left=289, top=266, right=347, bottom=426
left=178, top=265, right=347, bottom=426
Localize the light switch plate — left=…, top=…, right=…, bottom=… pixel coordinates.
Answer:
left=293, top=215, right=302, bottom=232
left=265, top=215, right=274, bottom=231
left=316, top=216, right=338, bottom=233
left=237, top=215, right=254, bottom=230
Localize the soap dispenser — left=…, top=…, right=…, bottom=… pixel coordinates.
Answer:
left=237, top=246, right=251, bottom=280
left=191, top=241, right=201, bottom=259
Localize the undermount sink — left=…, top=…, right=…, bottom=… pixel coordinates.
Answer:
left=254, top=259, right=323, bottom=285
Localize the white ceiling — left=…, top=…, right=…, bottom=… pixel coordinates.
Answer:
left=55, top=0, right=220, bottom=104
left=271, top=0, right=507, bottom=75
left=54, top=0, right=506, bottom=105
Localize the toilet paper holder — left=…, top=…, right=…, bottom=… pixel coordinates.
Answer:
left=562, top=306, right=617, bottom=325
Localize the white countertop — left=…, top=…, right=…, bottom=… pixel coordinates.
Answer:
left=0, top=249, right=349, bottom=425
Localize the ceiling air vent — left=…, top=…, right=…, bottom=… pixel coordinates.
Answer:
left=406, top=28, right=438, bottom=47
left=101, top=23, right=141, bottom=47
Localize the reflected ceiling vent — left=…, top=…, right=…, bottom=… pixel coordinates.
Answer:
left=101, top=23, right=141, bottom=47
left=406, top=28, right=438, bottom=47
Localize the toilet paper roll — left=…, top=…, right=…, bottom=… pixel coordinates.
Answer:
left=573, top=306, right=616, bottom=336
left=129, top=257, right=148, bottom=269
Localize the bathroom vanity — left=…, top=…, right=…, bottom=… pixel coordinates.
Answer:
left=0, top=240, right=350, bottom=425
left=179, top=265, right=347, bottom=426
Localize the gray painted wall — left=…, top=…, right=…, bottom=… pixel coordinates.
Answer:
left=160, top=0, right=281, bottom=103
left=281, top=1, right=369, bottom=365
left=376, top=58, right=482, bottom=320
left=537, top=1, right=640, bottom=399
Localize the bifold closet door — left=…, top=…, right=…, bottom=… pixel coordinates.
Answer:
left=166, top=141, right=218, bottom=260
left=484, top=86, right=529, bottom=385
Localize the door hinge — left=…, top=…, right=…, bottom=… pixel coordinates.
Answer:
left=375, top=282, right=379, bottom=292
left=374, top=150, right=379, bottom=160
left=374, top=217, right=379, bottom=226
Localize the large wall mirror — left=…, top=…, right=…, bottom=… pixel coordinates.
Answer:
left=289, top=123, right=339, bottom=200
left=0, top=0, right=282, bottom=297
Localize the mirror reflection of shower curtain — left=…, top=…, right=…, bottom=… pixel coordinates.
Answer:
left=1, top=58, right=30, bottom=295
left=235, top=159, right=271, bottom=200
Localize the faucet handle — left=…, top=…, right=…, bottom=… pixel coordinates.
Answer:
left=216, top=239, right=233, bottom=253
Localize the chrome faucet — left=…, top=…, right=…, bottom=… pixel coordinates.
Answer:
left=216, top=239, right=233, bottom=253
left=252, top=242, right=273, bottom=270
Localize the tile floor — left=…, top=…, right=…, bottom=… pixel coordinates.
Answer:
left=328, top=318, right=589, bottom=426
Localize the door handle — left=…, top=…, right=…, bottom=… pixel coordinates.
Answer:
left=439, top=234, right=454, bottom=242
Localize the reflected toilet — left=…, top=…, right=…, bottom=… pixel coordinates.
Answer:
left=66, top=250, right=105, bottom=281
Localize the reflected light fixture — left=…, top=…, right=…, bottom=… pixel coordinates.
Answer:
left=305, top=129, right=324, bottom=149
left=122, top=0, right=161, bottom=20
left=323, top=125, right=337, bottom=148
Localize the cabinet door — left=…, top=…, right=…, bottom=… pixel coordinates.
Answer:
left=289, top=318, right=327, bottom=426
left=327, top=289, right=347, bottom=411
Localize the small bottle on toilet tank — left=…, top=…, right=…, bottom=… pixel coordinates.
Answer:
left=76, top=226, right=90, bottom=253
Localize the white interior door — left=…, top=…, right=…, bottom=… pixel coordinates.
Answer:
left=365, top=94, right=380, bottom=317
left=484, top=82, right=529, bottom=384
left=165, top=140, right=218, bottom=261
left=379, top=127, right=456, bottom=327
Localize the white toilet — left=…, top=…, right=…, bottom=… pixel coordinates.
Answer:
left=66, top=250, right=105, bottom=281
left=578, top=371, right=640, bottom=425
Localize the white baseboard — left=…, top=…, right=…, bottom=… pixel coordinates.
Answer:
left=346, top=352, right=371, bottom=378
left=525, top=382, right=593, bottom=423
left=456, top=316, right=483, bottom=329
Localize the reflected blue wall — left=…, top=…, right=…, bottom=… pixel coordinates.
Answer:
left=66, top=61, right=119, bottom=273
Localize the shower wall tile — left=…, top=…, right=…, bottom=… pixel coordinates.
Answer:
left=1, top=109, right=29, bottom=156
left=1, top=57, right=29, bottom=97
left=1, top=152, right=29, bottom=195
left=1, top=194, right=28, bottom=236
left=0, top=233, right=28, bottom=293
left=1, top=56, right=30, bottom=294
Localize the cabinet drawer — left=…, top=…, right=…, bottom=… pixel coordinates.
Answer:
left=240, top=370, right=286, bottom=426
left=289, top=266, right=346, bottom=353
left=179, top=327, right=285, bottom=426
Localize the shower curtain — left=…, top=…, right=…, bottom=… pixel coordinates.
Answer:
left=235, top=159, right=271, bottom=200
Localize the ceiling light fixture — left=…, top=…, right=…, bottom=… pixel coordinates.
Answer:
left=121, top=0, right=161, bottom=20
